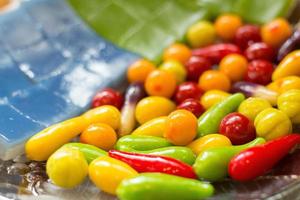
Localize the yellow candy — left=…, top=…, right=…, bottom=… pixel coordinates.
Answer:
left=277, top=89, right=300, bottom=124
left=238, top=97, right=272, bottom=121
left=159, top=60, right=187, bottom=84
left=187, top=134, right=231, bottom=155
left=186, top=21, right=216, bottom=48
left=89, top=156, right=138, bottom=195
left=254, top=108, right=292, bottom=140
left=26, top=116, right=87, bottom=161
left=131, top=116, right=167, bottom=137
left=46, top=146, right=88, bottom=188
left=26, top=105, right=120, bottom=161
left=135, top=96, right=176, bottom=124
left=267, top=76, right=300, bottom=94
left=200, top=90, right=230, bottom=110
left=272, top=50, right=300, bottom=80
left=82, top=105, right=121, bottom=130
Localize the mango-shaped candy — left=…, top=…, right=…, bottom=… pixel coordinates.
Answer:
left=187, top=134, right=231, bottom=155
left=272, top=50, right=300, bottom=80
left=46, top=146, right=88, bottom=188
left=89, top=156, right=138, bottom=195
left=238, top=97, right=272, bottom=121
left=277, top=89, right=300, bottom=124
left=254, top=108, right=292, bottom=140
left=131, top=116, right=167, bottom=137
left=200, top=90, right=230, bottom=110
left=267, top=76, right=300, bottom=94
left=135, top=96, right=175, bottom=124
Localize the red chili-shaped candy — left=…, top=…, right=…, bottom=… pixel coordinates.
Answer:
left=109, top=150, right=197, bottom=179
left=228, top=134, right=300, bottom=181
left=192, top=43, right=241, bottom=64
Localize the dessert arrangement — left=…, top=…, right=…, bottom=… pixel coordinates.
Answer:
left=23, top=13, right=300, bottom=199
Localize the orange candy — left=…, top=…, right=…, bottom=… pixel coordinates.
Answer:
left=127, top=59, right=156, bottom=83
left=80, top=123, right=117, bottom=151
left=214, top=14, right=242, bottom=41
left=198, top=70, right=230, bottom=92
left=145, top=70, right=177, bottom=98
left=261, top=18, right=292, bottom=47
left=163, top=43, right=192, bottom=64
left=164, top=110, right=197, bottom=146
left=199, top=70, right=231, bottom=92
left=219, top=54, right=248, bottom=82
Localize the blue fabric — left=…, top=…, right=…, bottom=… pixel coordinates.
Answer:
left=0, top=0, right=139, bottom=160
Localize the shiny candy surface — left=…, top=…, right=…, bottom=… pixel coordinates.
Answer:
left=131, top=116, right=167, bottom=137
left=175, top=82, right=203, bottom=104
left=267, top=76, right=300, bottom=94
left=163, top=43, right=191, bottom=64
left=254, top=108, right=292, bottom=140
left=127, top=59, right=156, bottom=83
left=135, top=96, right=175, bottom=124
left=164, top=110, right=197, bottom=146
left=198, top=70, right=231, bottom=92
left=261, top=18, right=292, bottom=48
left=89, top=156, right=138, bottom=195
left=219, top=112, right=256, bottom=145
left=159, top=60, right=187, bottom=84
left=219, top=54, right=248, bottom=82
left=214, top=14, right=242, bottom=41
left=187, top=134, right=231, bottom=155
left=277, top=89, right=300, bottom=124
left=187, top=21, right=216, bottom=48
left=238, top=97, right=272, bottom=121
left=145, top=70, right=177, bottom=98
left=46, top=146, right=88, bottom=188
left=91, top=88, right=123, bottom=110
left=200, top=90, right=231, bottom=110
left=80, top=123, right=117, bottom=151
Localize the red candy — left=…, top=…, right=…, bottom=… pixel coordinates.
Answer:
left=177, top=98, right=205, bottom=118
left=244, top=60, right=274, bottom=85
left=185, top=56, right=212, bottom=82
left=235, top=25, right=261, bottom=50
left=245, top=42, right=275, bottom=61
left=174, top=82, right=203, bottom=104
left=219, top=112, right=256, bottom=145
left=91, top=88, right=123, bottom=109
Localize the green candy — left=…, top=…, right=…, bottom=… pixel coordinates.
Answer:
left=117, top=173, right=214, bottom=200
left=120, top=146, right=196, bottom=165
left=63, top=143, right=107, bottom=163
left=115, top=135, right=172, bottom=151
left=193, top=137, right=265, bottom=182
left=197, top=93, right=245, bottom=137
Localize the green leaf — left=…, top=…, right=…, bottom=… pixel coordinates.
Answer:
left=68, top=0, right=295, bottom=61
left=68, top=0, right=208, bottom=62
left=198, top=0, right=295, bottom=24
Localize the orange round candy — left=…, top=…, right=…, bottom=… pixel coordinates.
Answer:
left=145, top=70, right=177, bottom=98
left=219, top=54, right=248, bottom=82
left=261, top=18, right=292, bottom=47
left=163, top=43, right=192, bottom=64
left=199, top=70, right=231, bottom=92
left=80, top=123, right=117, bottom=151
left=164, top=110, right=197, bottom=146
left=215, top=14, right=242, bottom=41
left=127, top=59, right=156, bottom=83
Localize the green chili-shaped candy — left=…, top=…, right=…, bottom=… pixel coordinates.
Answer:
left=119, top=146, right=196, bottom=165
left=197, top=93, right=245, bottom=137
left=63, top=143, right=107, bottom=163
left=193, top=137, right=265, bottom=182
left=115, top=135, right=172, bottom=151
left=117, top=173, right=214, bottom=200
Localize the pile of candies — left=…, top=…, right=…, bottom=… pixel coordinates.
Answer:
left=25, top=14, right=300, bottom=200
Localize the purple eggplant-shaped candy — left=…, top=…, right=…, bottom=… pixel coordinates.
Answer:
left=232, top=81, right=278, bottom=106
left=118, top=82, right=146, bottom=136
left=277, top=28, right=300, bottom=62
